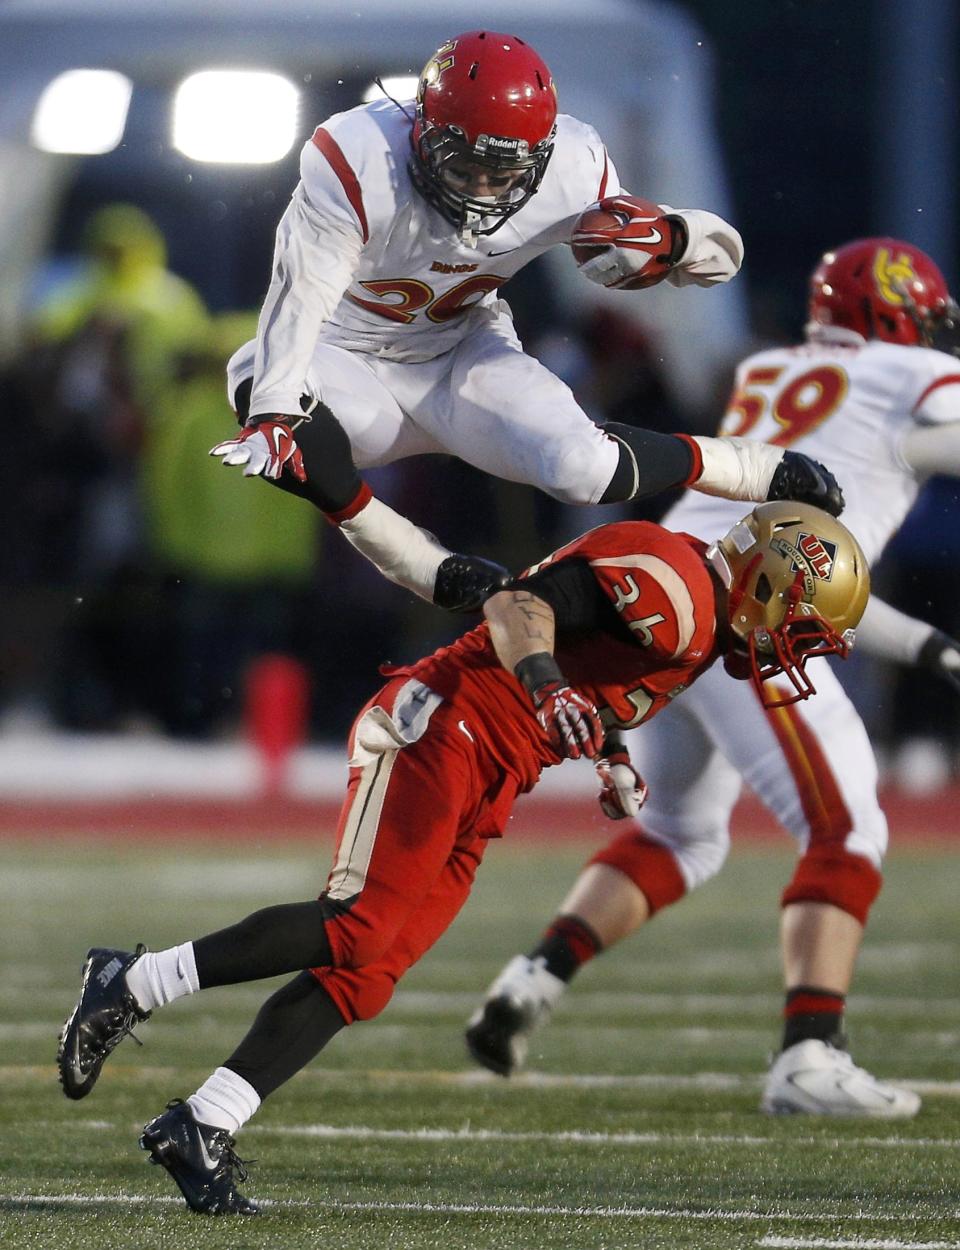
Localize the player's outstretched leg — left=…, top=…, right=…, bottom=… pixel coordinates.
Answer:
left=465, top=954, right=566, bottom=1076
left=761, top=1039, right=921, bottom=1118
left=57, top=946, right=151, bottom=1099
left=140, top=1099, right=259, bottom=1215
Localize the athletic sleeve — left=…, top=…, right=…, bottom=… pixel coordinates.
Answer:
left=899, top=421, right=960, bottom=477
left=519, top=558, right=624, bottom=637
left=855, top=594, right=935, bottom=664
left=909, top=352, right=960, bottom=427
left=248, top=134, right=366, bottom=419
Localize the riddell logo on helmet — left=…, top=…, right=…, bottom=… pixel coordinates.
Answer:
left=475, top=134, right=529, bottom=157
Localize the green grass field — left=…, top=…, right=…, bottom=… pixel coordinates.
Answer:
left=0, top=835, right=957, bottom=1249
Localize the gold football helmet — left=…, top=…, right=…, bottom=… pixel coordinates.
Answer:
left=706, top=501, right=870, bottom=708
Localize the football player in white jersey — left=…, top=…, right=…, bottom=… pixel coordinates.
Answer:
left=465, top=236, right=960, bottom=1118
left=208, top=29, right=843, bottom=611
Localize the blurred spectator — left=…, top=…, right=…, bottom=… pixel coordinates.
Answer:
left=31, top=203, right=209, bottom=409
left=140, top=312, right=322, bottom=738
left=1, top=205, right=209, bottom=729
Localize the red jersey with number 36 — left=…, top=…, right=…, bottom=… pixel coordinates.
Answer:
left=396, top=521, right=721, bottom=791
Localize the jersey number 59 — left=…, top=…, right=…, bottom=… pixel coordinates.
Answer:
left=722, top=365, right=849, bottom=446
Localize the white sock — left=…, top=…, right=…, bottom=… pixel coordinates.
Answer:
left=124, top=943, right=199, bottom=1013
left=188, top=1067, right=261, bottom=1134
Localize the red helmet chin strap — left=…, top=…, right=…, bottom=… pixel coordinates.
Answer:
left=747, top=576, right=851, bottom=708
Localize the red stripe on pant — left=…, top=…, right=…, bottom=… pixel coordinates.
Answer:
left=765, top=697, right=881, bottom=924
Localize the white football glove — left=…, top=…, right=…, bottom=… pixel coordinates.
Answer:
left=210, top=417, right=305, bottom=482
left=659, top=206, right=744, bottom=288
left=595, top=746, right=648, bottom=820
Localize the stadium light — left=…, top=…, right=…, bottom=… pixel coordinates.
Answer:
left=363, top=76, right=418, bottom=103
left=172, top=70, right=299, bottom=164
left=31, top=69, right=133, bottom=155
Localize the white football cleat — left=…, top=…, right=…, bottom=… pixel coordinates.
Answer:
left=465, top=955, right=566, bottom=1077
left=761, top=1038, right=921, bottom=1118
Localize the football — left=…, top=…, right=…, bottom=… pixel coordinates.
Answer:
left=571, top=195, right=679, bottom=290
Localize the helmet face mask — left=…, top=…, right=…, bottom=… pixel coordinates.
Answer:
left=409, top=31, right=557, bottom=243
left=709, top=503, right=870, bottom=708
left=808, top=237, right=960, bottom=354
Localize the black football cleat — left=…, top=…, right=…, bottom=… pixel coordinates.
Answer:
left=140, top=1099, right=259, bottom=1215
left=57, top=945, right=150, bottom=1100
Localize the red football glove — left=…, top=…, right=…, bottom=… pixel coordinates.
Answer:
left=532, top=681, right=605, bottom=760
left=595, top=748, right=648, bottom=820
left=210, top=417, right=306, bottom=482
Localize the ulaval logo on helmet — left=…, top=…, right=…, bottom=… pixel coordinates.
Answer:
left=770, top=531, right=837, bottom=594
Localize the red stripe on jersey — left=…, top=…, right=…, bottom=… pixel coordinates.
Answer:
left=912, top=372, right=960, bottom=414
left=767, top=697, right=882, bottom=921
left=765, top=697, right=852, bottom=843
left=597, top=150, right=610, bottom=200
left=311, top=127, right=369, bottom=243
left=673, top=433, right=703, bottom=486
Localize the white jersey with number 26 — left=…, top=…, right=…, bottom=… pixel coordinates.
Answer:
left=248, top=98, right=617, bottom=418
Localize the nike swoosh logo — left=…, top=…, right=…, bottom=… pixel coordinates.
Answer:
left=197, top=1132, right=219, bottom=1171
left=784, top=1069, right=898, bottom=1106
left=458, top=719, right=475, bottom=742
left=272, top=427, right=286, bottom=455
left=626, top=228, right=662, bottom=245
left=67, top=1022, right=83, bottom=1078
left=487, top=248, right=517, bottom=257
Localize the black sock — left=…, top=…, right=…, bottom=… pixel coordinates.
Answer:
left=530, top=915, right=603, bottom=983
left=781, top=985, right=846, bottom=1051
left=225, top=972, right=347, bottom=1100
left=193, top=899, right=333, bottom=988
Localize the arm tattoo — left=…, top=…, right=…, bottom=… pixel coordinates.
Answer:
left=510, top=590, right=554, bottom=646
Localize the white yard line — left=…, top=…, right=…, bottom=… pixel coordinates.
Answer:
left=7, top=1064, right=960, bottom=1096
left=256, top=1123, right=960, bottom=1150
left=61, top=1117, right=960, bottom=1150
left=759, top=1238, right=959, bottom=1249
left=0, top=1192, right=948, bottom=1225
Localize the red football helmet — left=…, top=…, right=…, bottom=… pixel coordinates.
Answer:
left=410, top=31, right=558, bottom=241
left=808, top=237, right=959, bottom=350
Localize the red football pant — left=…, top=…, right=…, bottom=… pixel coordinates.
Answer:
left=310, top=680, right=506, bottom=1022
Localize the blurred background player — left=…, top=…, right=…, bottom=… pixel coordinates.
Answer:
left=208, top=28, right=843, bottom=597
left=58, top=501, right=868, bottom=1214
left=465, top=236, right=960, bottom=1119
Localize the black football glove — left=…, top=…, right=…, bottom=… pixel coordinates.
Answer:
left=433, top=554, right=511, bottom=613
left=766, top=451, right=844, bottom=517
left=918, top=629, right=960, bottom=694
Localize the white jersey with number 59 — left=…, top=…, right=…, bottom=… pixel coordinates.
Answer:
left=667, top=326, right=960, bottom=562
